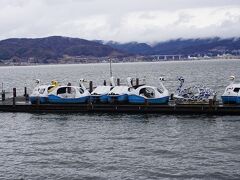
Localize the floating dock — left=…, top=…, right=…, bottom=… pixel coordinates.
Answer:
left=1, top=96, right=240, bottom=115
left=1, top=85, right=240, bottom=115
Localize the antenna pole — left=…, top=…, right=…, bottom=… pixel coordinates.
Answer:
left=109, top=58, right=113, bottom=77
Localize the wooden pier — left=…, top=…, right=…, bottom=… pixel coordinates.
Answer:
left=1, top=84, right=240, bottom=115
left=1, top=95, right=240, bottom=115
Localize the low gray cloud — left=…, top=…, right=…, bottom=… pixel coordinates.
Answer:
left=0, top=0, right=240, bottom=42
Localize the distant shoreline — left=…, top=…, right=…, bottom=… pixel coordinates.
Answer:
left=0, top=58, right=239, bottom=67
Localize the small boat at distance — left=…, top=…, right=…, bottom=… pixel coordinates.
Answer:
left=221, top=76, right=240, bottom=104
left=128, top=77, right=169, bottom=104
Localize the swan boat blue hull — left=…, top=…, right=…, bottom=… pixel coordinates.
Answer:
left=108, top=94, right=128, bottom=103
left=30, top=96, right=48, bottom=104
left=90, top=95, right=108, bottom=103
left=221, top=96, right=240, bottom=104
left=128, top=95, right=169, bottom=104
left=48, top=95, right=89, bottom=104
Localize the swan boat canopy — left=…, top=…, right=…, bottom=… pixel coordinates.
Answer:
left=48, top=80, right=90, bottom=104
left=107, top=77, right=133, bottom=103
left=90, top=77, right=115, bottom=103
left=30, top=80, right=59, bottom=104
left=128, top=77, right=169, bottom=104
left=174, top=76, right=216, bottom=104
left=221, top=76, right=240, bottom=104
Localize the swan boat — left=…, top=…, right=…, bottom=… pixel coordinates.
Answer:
left=107, top=77, right=133, bottom=103
left=47, top=80, right=90, bottom=104
left=30, top=80, right=59, bottom=104
left=221, top=76, right=240, bottom=104
left=90, top=77, right=115, bottom=103
left=128, top=77, right=169, bottom=104
left=174, top=76, right=216, bottom=104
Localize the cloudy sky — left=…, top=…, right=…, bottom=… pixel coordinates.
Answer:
left=0, top=0, right=240, bottom=42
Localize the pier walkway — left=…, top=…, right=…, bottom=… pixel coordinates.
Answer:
left=1, top=96, right=240, bottom=115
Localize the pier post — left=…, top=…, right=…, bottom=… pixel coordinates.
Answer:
left=25, top=94, right=29, bottom=102
left=209, top=98, right=213, bottom=108
left=67, top=83, right=71, bottom=93
left=13, top=88, right=16, bottom=106
left=24, top=87, right=27, bottom=97
left=13, top=97, right=15, bottom=106
left=213, top=95, right=217, bottom=105
left=117, top=78, right=120, bottom=86
left=13, top=88, right=16, bottom=98
left=89, top=81, right=93, bottom=93
left=136, top=78, right=139, bottom=86
left=103, top=80, right=107, bottom=86
left=1, top=90, right=5, bottom=101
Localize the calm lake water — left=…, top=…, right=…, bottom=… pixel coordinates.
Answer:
left=0, top=59, right=240, bottom=179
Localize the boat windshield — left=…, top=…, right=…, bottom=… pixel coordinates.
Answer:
left=57, top=87, right=67, bottom=94
left=233, top=88, right=240, bottom=93
left=139, top=87, right=155, bottom=98
left=48, top=86, right=55, bottom=91
left=57, top=87, right=76, bottom=95
left=39, top=88, right=45, bottom=94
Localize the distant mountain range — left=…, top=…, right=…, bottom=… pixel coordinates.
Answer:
left=0, top=36, right=125, bottom=63
left=0, top=36, right=240, bottom=64
left=103, top=37, right=240, bottom=56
